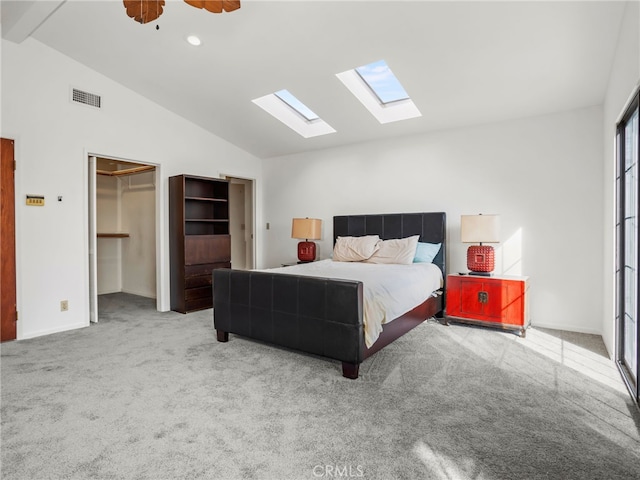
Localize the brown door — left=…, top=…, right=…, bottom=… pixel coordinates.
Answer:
left=1, top=138, right=17, bottom=341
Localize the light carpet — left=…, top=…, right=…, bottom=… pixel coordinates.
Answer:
left=1, top=293, right=639, bottom=480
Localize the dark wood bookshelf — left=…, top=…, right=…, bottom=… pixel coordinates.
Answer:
left=169, top=174, right=231, bottom=313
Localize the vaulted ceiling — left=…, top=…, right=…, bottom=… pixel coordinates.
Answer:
left=1, top=0, right=629, bottom=158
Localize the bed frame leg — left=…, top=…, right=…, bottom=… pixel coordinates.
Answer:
left=342, top=362, right=360, bottom=379
left=216, top=330, right=229, bottom=342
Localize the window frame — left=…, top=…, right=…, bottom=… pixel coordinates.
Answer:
left=616, top=89, right=640, bottom=406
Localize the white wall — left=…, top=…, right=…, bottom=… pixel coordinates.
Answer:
left=263, top=106, right=604, bottom=334
left=121, top=170, right=156, bottom=298
left=602, top=1, right=640, bottom=357
left=96, top=174, right=121, bottom=294
left=1, top=37, right=262, bottom=339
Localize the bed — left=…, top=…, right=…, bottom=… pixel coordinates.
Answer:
left=212, top=212, right=446, bottom=379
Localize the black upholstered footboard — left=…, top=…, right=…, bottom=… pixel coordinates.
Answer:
left=213, top=269, right=366, bottom=367
left=213, top=211, right=446, bottom=379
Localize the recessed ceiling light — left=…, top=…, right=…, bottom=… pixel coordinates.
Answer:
left=186, top=35, right=202, bottom=46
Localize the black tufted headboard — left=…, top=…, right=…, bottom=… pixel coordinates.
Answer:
left=333, top=212, right=447, bottom=283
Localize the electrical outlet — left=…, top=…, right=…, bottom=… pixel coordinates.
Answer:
left=60, top=300, right=68, bottom=312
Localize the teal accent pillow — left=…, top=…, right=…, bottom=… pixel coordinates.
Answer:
left=413, top=242, right=441, bottom=263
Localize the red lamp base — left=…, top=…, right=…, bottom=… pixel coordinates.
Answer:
left=467, top=245, right=494, bottom=274
left=297, top=241, right=317, bottom=262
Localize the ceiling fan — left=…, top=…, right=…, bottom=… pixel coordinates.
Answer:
left=123, top=0, right=241, bottom=25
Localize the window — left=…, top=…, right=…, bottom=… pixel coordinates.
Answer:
left=336, top=59, right=421, bottom=124
left=274, top=90, right=319, bottom=121
left=355, top=59, right=410, bottom=104
left=252, top=90, right=335, bottom=138
left=616, top=90, right=640, bottom=406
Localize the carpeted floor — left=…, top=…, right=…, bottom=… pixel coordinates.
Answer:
left=1, top=292, right=639, bottom=480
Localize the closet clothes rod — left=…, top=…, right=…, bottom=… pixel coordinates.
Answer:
left=97, top=233, right=130, bottom=238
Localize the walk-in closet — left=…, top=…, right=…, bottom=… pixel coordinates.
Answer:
left=96, top=158, right=156, bottom=300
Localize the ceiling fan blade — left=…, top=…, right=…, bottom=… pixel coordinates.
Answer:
left=222, top=1, right=241, bottom=12
left=184, top=1, right=240, bottom=14
left=123, top=0, right=165, bottom=24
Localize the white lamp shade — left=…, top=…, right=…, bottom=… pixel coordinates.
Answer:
left=460, top=214, right=500, bottom=243
left=291, top=218, right=322, bottom=240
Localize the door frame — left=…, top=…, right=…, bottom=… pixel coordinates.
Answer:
left=84, top=151, right=165, bottom=322
left=221, top=174, right=256, bottom=270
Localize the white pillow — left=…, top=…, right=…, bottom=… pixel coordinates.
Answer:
left=333, top=235, right=380, bottom=262
left=366, top=235, right=420, bottom=265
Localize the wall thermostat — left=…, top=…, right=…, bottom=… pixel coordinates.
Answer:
left=26, top=195, right=45, bottom=206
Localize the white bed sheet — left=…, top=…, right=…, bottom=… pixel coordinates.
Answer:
left=264, top=260, right=443, bottom=348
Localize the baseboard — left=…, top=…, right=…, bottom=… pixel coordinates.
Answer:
left=97, top=288, right=120, bottom=295
left=20, top=321, right=89, bottom=340
left=530, top=321, right=602, bottom=336
left=121, top=289, right=156, bottom=299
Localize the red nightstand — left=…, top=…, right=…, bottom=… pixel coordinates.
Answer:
left=445, top=274, right=530, bottom=336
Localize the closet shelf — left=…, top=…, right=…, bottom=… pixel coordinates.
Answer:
left=185, top=219, right=229, bottom=223
left=185, top=196, right=228, bottom=202
left=97, top=165, right=155, bottom=177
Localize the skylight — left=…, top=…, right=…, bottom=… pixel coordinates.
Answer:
left=274, top=89, right=319, bottom=121
left=355, top=60, right=409, bottom=104
left=252, top=91, right=335, bottom=139
left=336, top=59, right=421, bottom=124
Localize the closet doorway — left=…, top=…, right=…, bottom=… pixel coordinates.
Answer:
left=222, top=175, right=255, bottom=270
left=88, top=156, right=160, bottom=323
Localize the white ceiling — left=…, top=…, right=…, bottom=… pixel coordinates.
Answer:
left=1, top=0, right=628, bottom=158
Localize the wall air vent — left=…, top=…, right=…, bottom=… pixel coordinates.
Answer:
left=71, top=87, right=101, bottom=109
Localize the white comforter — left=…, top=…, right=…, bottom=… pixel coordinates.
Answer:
left=264, top=260, right=443, bottom=348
